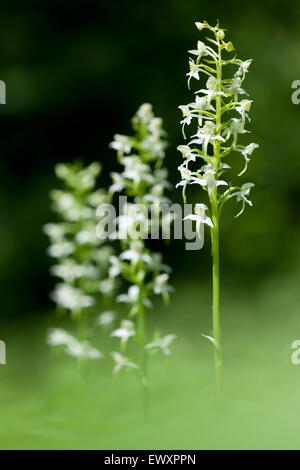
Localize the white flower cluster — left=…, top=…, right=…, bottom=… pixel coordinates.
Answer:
left=47, top=328, right=103, bottom=359
left=44, top=161, right=114, bottom=318
left=110, top=103, right=167, bottom=165
left=109, top=104, right=176, bottom=378
left=177, top=21, right=259, bottom=226
left=109, top=104, right=169, bottom=200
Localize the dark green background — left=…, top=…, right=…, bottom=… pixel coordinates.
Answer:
left=1, top=0, right=300, bottom=451
left=1, top=0, right=300, bottom=316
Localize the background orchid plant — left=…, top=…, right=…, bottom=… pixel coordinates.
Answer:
left=44, top=161, right=114, bottom=360
left=108, top=104, right=176, bottom=403
left=177, top=20, right=258, bottom=393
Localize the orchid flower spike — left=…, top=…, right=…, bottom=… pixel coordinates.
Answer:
left=176, top=20, right=259, bottom=392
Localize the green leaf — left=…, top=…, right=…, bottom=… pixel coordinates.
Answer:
left=201, top=334, right=220, bottom=350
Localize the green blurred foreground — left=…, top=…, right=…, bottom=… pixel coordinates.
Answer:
left=1, top=267, right=300, bottom=450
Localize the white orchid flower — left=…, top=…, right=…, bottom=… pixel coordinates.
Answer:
left=109, top=134, right=132, bottom=157
left=236, top=99, right=252, bottom=127
left=189, top=95, right=209, bottom=110
left=51, top=284, right=95, bottom=310
left=108, top=255, right=122, bottom=278
left=178, top=105, right=194, bottom=137
left=66, top=340, right=103, bottom=359
left=191, top=169, right=228, bottom=195
left=188, top=40, right=208, bottom=58
left=200, top=162, right=231, bottom=174
left=187, top=58, right=201, bottom=85
left=50, top=261, right=99, bottom=282
left=233, top=183, right=255, bottom=217
left=53, top=192, right=75, bottom=212
left=98, top=310, right=116, bottom=327
left=109, top=172, right=125, bottom=195
left=236, top=143, right=259, bottom=176
left=47, top=328, right=103, bottom=359
left=196, top=76, right=226, bottom=107
left=183, top=203, right=213, bottom=237
left=47, top=328, right=76, bottom=347
left=226, top=76, right=247, bottom=100
left=136, top=103, right=153, bottom=121
left=234, top=59, right=252, bottom=78
left=142, top=134, right=166, bottom=159
left=116, top=285, right=152, bottom=315
left=177, top=145, right=197, bottom=162
left=63, top=205, right=93, bottom=222
left=189, top=122, right=225, bottom=155
left=222, top=118, right=248, bottom=144
left=176, top=164, right=195, bottom=203
left=99, top=277, right=116, bottom=296
left=188, top=95, right=210, bottom=126
left=119, top=241, right=152, bottom=265
left=48, top=241, right=74, bottom=258
left=153, top=273, right=169, bottom=293
left=111, top=352, right=139, bottom=375
left=145, top=334, right=177, bottom=356
left=43, top=223, right=65, bottom=241
left=76, top=228, right=97, bottom=245
left=122, top=158, right=153, bottom=185
left=116, top=284, right=140, bottom=305
left=147, top=117, right=164, bottom=136
left=111, top=319, right=136, bottom=350
left=153, top=273, right=174, bottom=303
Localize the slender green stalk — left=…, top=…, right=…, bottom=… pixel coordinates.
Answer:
left=137, top=284, right=146, bottom=344
left=138, top=285, right=149, bottom=418
left=207, top=38, right=222, bottom=395
left=210, top=190, right=222, bottom=396
left=211, top=38, right=222, bottom=396
left=137, top=285, right=148, bottom=377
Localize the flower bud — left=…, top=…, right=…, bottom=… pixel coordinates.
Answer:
left=225, top=41, right=234, bottom=52
left=217, top=30, right=225, bottom=40
left=195, top=22, right=205, bottom=31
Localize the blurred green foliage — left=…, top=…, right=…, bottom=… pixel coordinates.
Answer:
left=1, top=273, right=300, bottom=449
left=1, top=1, right=300, bottom=450
left=1, top=0, right=300, bottom=316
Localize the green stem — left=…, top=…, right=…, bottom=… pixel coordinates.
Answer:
left=210, top=189, right=222, bottom=397
left=210, top=38, right=222, bottom=396
left=137, top=300, right=145, bottom=344
left=137, top=286, right=149, bottom=418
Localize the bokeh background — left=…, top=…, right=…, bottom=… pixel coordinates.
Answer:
left=1, top=0, right=300, bottom=449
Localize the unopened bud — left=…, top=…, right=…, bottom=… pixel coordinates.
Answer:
left=217, top=30, right=225, bottom=40
left=225, top=41, right=234, bottom=52
left=195, top=22, right=205, bottom=31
